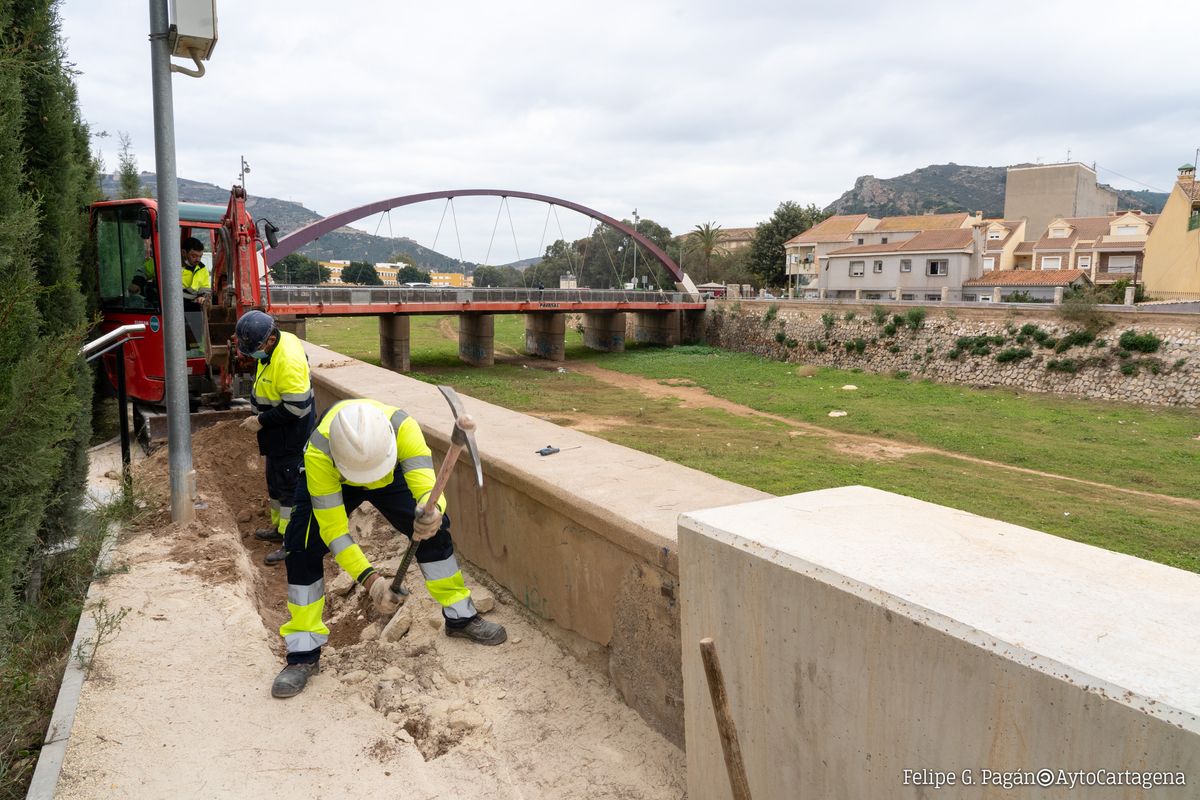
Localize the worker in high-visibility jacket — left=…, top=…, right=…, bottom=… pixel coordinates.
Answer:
left=180, top=236, right=211, bottom=304
left=235, top=310, right=316, bottom=566
left=271, top=398, right=506, bottom=699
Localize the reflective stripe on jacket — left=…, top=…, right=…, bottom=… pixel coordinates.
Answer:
left=304, top=398, right=444, bottom=581
left=252, top=331, right=315, bottom=456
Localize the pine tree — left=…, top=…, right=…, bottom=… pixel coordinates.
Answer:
left=117, top=131, right=143, bottom=199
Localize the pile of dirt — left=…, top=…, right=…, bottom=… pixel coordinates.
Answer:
left=130, top=420, right=685, bottom=794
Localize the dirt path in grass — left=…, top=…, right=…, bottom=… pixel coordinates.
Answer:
left=426, top=322, right=1200, bottom=509
left=545, top=357, right=1200, bottom=510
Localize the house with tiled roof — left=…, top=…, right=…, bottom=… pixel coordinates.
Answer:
left=962, top=269, right=1092, bottom=302
left=1143, top=164, right=1200, bottom=298
left=1030, top=213, right=1157, bottom=286
left=718, top=227, right=757, bottom=251
left=821, top=226, right=985, bottom=301
left=981, top=219, right=1027, bottom=273
left=783, top=214, right=879, bottom=294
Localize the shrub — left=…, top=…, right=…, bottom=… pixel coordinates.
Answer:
left=912, top=353, right=923, bottom=361
left=785, top=338, right=799, bottom=349
left=1094, top=339, right=1107, bottom=348
left=762, top=303, right=778, bottom=326
left=996, top=347, right=1033, bottom=363
left=905, top=307, right=926, bottom=330
left=843, top=338, right=867, bottom=354
left=1058, top=290, right=1112, bottom=331
left=775, top=331, right=786, bottom=343
left=882, top=323, right=897, bottom=337
left=843, top=310, right=857, bottom=321
left=925, top=346, right=934, bottom=353
left=1015, top=334, right=1029, bottom=345
left=1116, top=350, right=1132, bottom=360
left=1120, top=362, right=1138, bottom=376
left=892, top=314, right=905, bottom=327
left=1046, top=359, right=1079, bottom=374
left=894, top=371, right=910, bottom=379
left=946, top=349, right=962, bottom=360
left=821, top=312, right=836, bottom=333
left=871, top=305, right=888, bottom=324
left=1054, top=330, right=1095, bottom=353
left=1174, top=358, right=1188, bottom=370
left=807, top=341, right=817, bottom=351
left=1019, top=323, right=1039, bottom=336
left=888, top=344, right=901, bottom=354
left=1118, top=329, right=1161, bottom=354
left=970, top=344, right=992, bottom=356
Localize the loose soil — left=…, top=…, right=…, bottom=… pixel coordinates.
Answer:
left=57, top=423, right=684, bottom=798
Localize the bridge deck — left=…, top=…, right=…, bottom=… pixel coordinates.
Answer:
left=262, top=286, right=706, bottom=317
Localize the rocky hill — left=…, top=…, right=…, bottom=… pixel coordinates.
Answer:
left=100, top=172, right=488, bottom=271
left=823, top=163, right=1167, bottom=219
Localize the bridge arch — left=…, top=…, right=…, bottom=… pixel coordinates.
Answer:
left=264, top=189, right=683, bottom=283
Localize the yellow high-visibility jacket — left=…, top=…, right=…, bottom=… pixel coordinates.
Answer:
left=182, top=263, right=210, bottom=300
left=304, top=398, right=445, bottom=582
left=251, top=331, right=314, bottom=456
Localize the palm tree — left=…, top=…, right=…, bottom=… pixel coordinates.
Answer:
left=689, top=222, right=728, bottom=283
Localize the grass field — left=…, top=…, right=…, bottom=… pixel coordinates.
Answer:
left=307, top=315, right=1200, bottom=572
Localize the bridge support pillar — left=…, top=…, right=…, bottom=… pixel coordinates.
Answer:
left=458, top=313, right=495, bottom=367
left=582, top=312, right=626, bottom=353
left=276, top=316, right=307, bottom=340
left=525, top=313, right=566, bottom=361
left=379, top=315, right=410, bottom=372
left=633, top=310, right=680, bottom=347
left=681, top=309, right=706, bottom=345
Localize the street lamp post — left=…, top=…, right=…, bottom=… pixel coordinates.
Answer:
left=631, top=208, right=639, bottom=289
left=239, top=155, right=250, bottom=191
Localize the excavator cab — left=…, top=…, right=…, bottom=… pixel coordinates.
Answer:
left=91, top=189, right=265, bottom=438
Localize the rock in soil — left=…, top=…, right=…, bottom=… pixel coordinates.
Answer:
left=380, top=608, right=413, bottom=643
left=471, top=585, right=495, bottom=614
left=359, top=621, right=383, bottom=642
left=330, top=572, right=356, bottom=597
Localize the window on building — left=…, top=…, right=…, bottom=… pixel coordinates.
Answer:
left=1077, top=256, right=1091, bottom=270
left=857, top=238, right=865, bottom=245
left=1115, top=224, right=1140, bottom=236
left=982, top=257, right=995, bottom=271
left=927, top=259, right=948, bottom=276
left=1189, top=207, right=1200, bottom=231
left=900, top=259, right=912, bottom=273
left=1042, top=256, right=1062, bottom=270
left=849, top=261, right=865, bottom=277
left=873, top=260, right=884, bottom=273
left=963, top=293, right=977, bottom=302
left=1049, top=227, right=1069, bottom=238
left=1107, top=255, right=1136, bottom=274
left=901, top=293, right=915, bottom=301
left=987, top=230, right=1004, bottom=240
left=881, top=237, right=888, bottom=244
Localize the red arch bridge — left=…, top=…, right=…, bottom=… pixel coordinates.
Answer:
left=257, top=189, right=707, bottom=369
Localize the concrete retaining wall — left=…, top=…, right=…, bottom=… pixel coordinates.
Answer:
left=304, top=343, right=768, bottom=745
left=678, top=487, right=1200, bottom=799
left=710, top=300, right=1200, bottom=406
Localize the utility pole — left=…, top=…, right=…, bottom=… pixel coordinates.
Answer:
left=149, top=0, right=195, bottom=523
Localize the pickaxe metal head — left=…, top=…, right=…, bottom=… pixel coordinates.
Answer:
left=438, top=385, right=483, bottom=488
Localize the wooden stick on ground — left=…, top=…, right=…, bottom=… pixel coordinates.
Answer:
left=699, top=636, right=753, bottom=800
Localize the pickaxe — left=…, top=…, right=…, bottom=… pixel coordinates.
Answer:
left=389, top=385, right=483, bottom=600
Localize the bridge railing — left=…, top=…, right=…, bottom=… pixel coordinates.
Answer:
left=263, top=284, right=702, bottom=307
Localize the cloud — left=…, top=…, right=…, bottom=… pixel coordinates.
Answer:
left=60, top=0, right=1198, bottom=260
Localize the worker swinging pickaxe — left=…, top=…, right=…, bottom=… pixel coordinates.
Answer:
left=388, top=385, right=484, bottom=607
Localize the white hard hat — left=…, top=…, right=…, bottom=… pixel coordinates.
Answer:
left=328, top=403, right=397, bottom=484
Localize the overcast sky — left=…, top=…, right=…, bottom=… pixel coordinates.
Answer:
left=60, top=0, right=1198, bottom=265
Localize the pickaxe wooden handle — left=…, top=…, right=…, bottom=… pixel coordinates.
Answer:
left=390, top=386, right=483, bottom=597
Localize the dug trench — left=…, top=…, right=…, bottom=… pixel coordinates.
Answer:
left=130, top=421, right=685, bottom=794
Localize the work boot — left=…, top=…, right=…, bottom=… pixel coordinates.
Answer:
left=264, top=547, right=287, bottom=566
left=271, top=662, right=319, bottom=699
left=445, top=615, right=507, bottom=645
left=253, top=528, right=284, bottom=543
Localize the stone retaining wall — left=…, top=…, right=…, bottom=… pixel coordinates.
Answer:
left=708, top=301, right=1200, bottom=407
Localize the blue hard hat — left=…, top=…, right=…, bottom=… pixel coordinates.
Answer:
left=235, top=310, right=276, bottom=356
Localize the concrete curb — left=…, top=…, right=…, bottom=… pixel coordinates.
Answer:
left=25, top=503, right=118, bottom=800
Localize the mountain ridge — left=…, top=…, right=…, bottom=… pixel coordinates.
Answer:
left=823, top=163, right=1168, bottom=220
